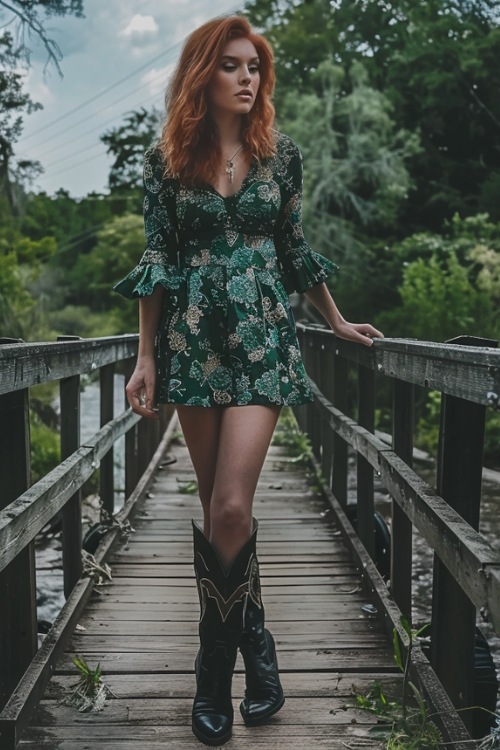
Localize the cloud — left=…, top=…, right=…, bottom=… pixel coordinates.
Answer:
left=122, top=14, right=159, bottom=37
left=141, top=64, right=175, bottom=98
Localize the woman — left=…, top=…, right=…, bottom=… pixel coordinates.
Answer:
left=115, top=15, right=383, bottom=746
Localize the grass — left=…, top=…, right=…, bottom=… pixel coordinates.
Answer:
left=63, top=657, right=115, bottom=712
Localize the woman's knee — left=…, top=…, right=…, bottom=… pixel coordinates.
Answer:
left=210, top=497, right=251, bottom=535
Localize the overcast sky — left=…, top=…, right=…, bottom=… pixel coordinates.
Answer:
left=13, top=0, right=244, bottom=198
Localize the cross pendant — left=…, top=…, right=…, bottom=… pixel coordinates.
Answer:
left=225, top=161, right=235, bottom=183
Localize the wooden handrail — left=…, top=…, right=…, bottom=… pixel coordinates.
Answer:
left=297, top=324, right=500, bottom=406
left=295, top=323, right=499, bottom=739
left=0, top=334, right=172, bottom=740
left=0, top=335, right=139, bottom=395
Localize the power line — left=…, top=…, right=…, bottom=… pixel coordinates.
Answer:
left=36, top=148, right=108, bottom=180
left=18, top=40, right=182, bottom=145
left=34, top=88, right=162, bottom=178
left=19, top=0, right=243, bottom=151
left=32, top=66, right=170, bottom=159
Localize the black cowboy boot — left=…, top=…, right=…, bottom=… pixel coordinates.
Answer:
left=239, top=520, right=285, bottom=725
left=192, top=521, right=256, bottom=746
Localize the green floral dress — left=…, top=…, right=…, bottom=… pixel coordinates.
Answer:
left=114, top=132, right=337, bottom=407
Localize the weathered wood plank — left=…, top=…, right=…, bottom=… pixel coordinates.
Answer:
left=0, top=410, right=140, bottom=573
left=14, top=437, right=439, bottom=749
left=0, top=414, right=177, bottom=750
left=0, top=336, right=139, bottom=395
left=66, top=633, right=388, bottom=653
left=108, top=563, right=360, bottom=578
left=43, top=671, right=402, bottom=700
left=309, top=376, right=500, bottom=631
left=69, top=619, right=383, bottom=638
left=297, top=323, right=500, bottom=406
left=26, top=696, right=381, bottom=726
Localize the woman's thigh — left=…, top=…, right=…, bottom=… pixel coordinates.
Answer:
left=211, top=404, right=281, bottom=511
left=176, top=405, right=223, bottom=505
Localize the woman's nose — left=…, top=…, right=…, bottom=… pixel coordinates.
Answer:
left=239, top=68, right=251, bottom=84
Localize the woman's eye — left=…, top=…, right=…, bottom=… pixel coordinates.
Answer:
left=249, top=66, right=260, bottom=74
left=222, top=64, right=236, bottom=71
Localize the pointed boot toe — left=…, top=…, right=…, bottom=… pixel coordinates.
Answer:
left=192, top=705, right=233, bottom=746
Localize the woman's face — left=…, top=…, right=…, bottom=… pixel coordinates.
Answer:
left=207, top=37, right=260, bottom=118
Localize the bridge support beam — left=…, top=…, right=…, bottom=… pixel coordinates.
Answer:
left=391, top=379, right=414, bottom=620
left=0, top=340, right=37, bottom=712
left=431, top=335, right=497, bottom=735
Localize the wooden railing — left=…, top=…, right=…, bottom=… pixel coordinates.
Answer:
left=295, top=324, right=500, bottom=744
left=0, top=335, right=174, bottom=748
left=1, top=328, right=500, bottom=746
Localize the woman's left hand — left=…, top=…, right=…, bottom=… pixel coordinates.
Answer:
left=332, top=320, right=384, bottom=347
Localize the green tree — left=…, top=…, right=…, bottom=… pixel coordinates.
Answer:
left=0, top=252, right=37, bottom=338
left=101, top=107, right=162, bottom=193
left=377, top=212, right=500, bottom=341
left=0, top=1, right=84, bottom=208
left=66, top=213, right=144, bottom=333
left=245, top=0, right=500, bottom=232
left=280, top=59, right=420, bottom=320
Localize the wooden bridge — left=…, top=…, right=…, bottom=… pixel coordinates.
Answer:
left=1, top=326, right=500, bottom=748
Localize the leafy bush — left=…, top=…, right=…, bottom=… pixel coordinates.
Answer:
left=30, top=412, right=60, bottom=485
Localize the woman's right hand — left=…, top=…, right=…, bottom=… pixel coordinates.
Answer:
left=125, top=355, right=159, bottom=420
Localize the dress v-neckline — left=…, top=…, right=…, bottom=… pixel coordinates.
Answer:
left=205, top=157, right=256, bottom=200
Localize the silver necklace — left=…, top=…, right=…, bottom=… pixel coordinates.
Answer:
left=225, top=145, right=243, bottom=184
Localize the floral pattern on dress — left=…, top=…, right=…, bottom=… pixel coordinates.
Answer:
left=113, top=132, right=338, bottom=407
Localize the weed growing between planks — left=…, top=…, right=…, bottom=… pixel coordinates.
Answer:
left=177, top=478, right=199, bottom=494
left=63, top=656, right=115, bottom=712
left=354, top=617, right=500, bottom=748
left=353, top=616, right=443, bottom=749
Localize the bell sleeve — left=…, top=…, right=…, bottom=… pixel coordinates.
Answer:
left=113, top=147, right=184, bottom=299
left=274, top=138, right=338, bottom=295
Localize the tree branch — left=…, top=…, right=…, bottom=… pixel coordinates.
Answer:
left=0, top=0, right=63, bottom=75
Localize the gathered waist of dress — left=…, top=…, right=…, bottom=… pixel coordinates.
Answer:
left=178, top=236, right=281, bottom=273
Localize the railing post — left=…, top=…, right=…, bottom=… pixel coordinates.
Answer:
left=294, top=326, right=307, bottom=434
left=321, top=343, right=335, bottom=488
left=124, top=358, right=140, bottom=498
left=100, top=363, right=115, bottom=515
left=310, top=333, right=322, bottom=460
left=390, top=378, right=414, bottom=620
left=431, top=335, right=497, bottom=731
left=303, top=333, right=316, bottom=446
left=332, top=343, right=348, bottom=508
left=58, top=336, right=82, bottom=598
left=357, top=364, right=375, bottom=557
left=0, top=340, right=37, bottom=711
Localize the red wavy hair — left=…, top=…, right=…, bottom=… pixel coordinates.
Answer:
left=159, top=16, right=276, bottom=186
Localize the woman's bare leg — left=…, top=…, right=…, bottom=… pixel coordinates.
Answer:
left=176, top=406, right=223, bottom=537
left=176, top=404, right=280, bottom=565
left=209, top=405, right=281, bottom=567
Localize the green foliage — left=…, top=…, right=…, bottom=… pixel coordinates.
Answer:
left=415, top=392, right=441, bottom=456
left=0, top=252, right=37, bottom=338
left=64, top=655, right=114, bottom=712
left=377, top=212, right=499, bottom=343
left=176, top=479, right=199, bottom=495
left=30, top=411, right=60, bottom=485
left=65, top=212, right=144, bottom=333
left=379, top=250, right=495, bottom=342
left=0, top=1, right=84, bottom=208
left=101, top=107, right=162, bottom=192
left=246, top=0, right=500, bottom=230
left=354, top=617, right=442, bottom=749
left=272, top=407, right=313, bottom=464
left=278, top=57, right=419, bottom=321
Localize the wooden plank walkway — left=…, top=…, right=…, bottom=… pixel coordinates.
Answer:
left=19, top=435, right=403, bottom=749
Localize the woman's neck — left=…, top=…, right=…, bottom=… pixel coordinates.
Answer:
left=211, top=111, right=244, bottom=154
